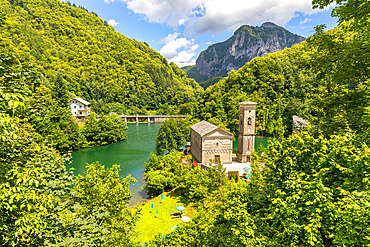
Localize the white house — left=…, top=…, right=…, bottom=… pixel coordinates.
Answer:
left=68, top=97, right=91, bottom=117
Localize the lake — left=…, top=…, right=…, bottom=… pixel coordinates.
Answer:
left=67, top=123, right=161, bottom=206
left=67, top=123, right=272, bottom=206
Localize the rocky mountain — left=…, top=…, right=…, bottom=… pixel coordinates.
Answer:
left=186, top=22, right=305, bottom=87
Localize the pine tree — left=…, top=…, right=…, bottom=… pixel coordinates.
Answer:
left=52, top=72, right=69, bottom=107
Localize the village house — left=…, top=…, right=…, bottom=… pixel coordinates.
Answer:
left=292, top=115, right=308, bottom=133
left=68, top=97, right=91, bottom=117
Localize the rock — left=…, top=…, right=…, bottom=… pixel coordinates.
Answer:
left=188, top=22, right=305, bottom=85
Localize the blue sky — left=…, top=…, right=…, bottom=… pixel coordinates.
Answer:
left=61, top=0, right=338, bottom=67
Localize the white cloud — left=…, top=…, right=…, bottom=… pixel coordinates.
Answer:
left=159, top=33, right=199, bottom=67
left=170, top=51, right=197, bottom=67
left=300, top=18, right=312, bottom=24
left=111, top=0, right=331, bottom=35
left=206, top=41, right=212, bottom=45
left=178, top=18, right=188, bottom=26
left=108, top=19, right=120, bottom=27
left=159, top=32, right=181, bottom=44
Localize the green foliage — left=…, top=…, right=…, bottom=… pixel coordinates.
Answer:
left=198, top=76, right=223, bottom=89
left=194, top=43, right=313, bottom=136
left=49, top=106, right=87, bottom=152
left=246, top=132, right=370, bottom=245
left=155, top=118, right=188, bottom=155
left=81, top=113, right=127, bottom=147
left=144, top=151, right=184, bottom=197
left=52, top=72, right=70, bottom=107
left=0, top=0, right=203, bottom=115
left=144, top=151, right=226, bottom=202
left=300, top=0, right=370, bottom=137
left=177, top=163, right=226, bottom=201
left=0, top=21, right=38, bottom=117
left=0, top=114, right=74, bottom=246
left=1, top=15, right=138, bottom=246
left=52, top=162, right=138, bottom=247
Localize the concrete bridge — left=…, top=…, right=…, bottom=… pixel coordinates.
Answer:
left=117, top=115, right=188, bottom=123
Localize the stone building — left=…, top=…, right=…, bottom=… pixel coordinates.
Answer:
left=190, top=121, right=233, bottom=164
left=237, top=101, right=258, bottom=162
left=190, top=101, right=257, bottom=178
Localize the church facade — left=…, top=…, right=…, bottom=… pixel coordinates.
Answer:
left=190, top=121, right=233, bottom=164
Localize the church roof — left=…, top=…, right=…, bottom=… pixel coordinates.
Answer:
left=239, top=101, right=258, bottom=105
left=191, top=121, right=233, bottom=137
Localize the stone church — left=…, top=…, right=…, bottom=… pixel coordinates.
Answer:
left=190, top=101, right=257, bottom=168
left=190, top=121, right=234, bottom=164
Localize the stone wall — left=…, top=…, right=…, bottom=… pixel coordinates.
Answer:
left=190, top=129, right=202, bottom=163
left=201, top=136, right=232, bottom=164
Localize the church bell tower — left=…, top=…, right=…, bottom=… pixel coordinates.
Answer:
left=237, top=101, right=257, bottom=163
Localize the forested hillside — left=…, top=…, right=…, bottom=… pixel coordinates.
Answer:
left=194, top=42, right=313, bottom=136
left=0, top=0, right=203, bottom=115
left=185, top=22, right=305, bottom=88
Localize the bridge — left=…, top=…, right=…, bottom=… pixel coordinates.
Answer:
left=117, top=115, right=188, bottom=123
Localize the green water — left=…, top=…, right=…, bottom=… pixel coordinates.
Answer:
left=68, top=123, right=272, bottom=206
left=233, top=136, right=273, bottom=153
left=67, top=123, right=161, bottom=206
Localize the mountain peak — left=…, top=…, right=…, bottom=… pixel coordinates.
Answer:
left=261, top=22, right=280, bottom=28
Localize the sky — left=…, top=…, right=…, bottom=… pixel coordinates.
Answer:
left=60, top=0, right=338, bottom=67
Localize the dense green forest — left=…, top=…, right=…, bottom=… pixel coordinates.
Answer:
left=193, top=42, right=313, bottom=136
left=0, top=0, right=203, bottom=115
left=0, top=10, right=138, bottom=245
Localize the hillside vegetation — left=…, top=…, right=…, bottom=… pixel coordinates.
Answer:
left=0, top=0, right=202, bottom=115
left=194, top=42, right=313, bottom=136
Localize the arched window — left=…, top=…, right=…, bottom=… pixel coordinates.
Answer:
left=248, top=117, right=252, bottom=125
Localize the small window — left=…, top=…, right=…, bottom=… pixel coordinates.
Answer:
left=80, top=112, right=82, bottom=115
left=215, top=155, right=220, bottom=164
left=248, top=118, right=252, bottom=125
left=74, top=106, right=76, bottom=109
left=79, top=106, right=82, bottom=108
left=74, top=112, right=76, bottom=115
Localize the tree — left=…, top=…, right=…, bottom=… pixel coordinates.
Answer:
left=52, top=72, right=70, bottom=108
left=302, top=0, right=370, bottom=136
left=155, top=118, right=187, bottom=155
left=51, top=162, right=138, bottom=247
left=143, top=151, right=184, bottom=197
left=81, top=113, right=127, bottom=147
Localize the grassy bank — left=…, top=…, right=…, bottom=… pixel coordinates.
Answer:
left=135, top=192, right=195, bottom=244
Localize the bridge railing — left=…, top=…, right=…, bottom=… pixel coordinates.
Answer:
left=118, top=115, right=188, bottom=123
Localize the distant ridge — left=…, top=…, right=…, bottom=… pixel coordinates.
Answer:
left=185, top=22, right=305, bottom=88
